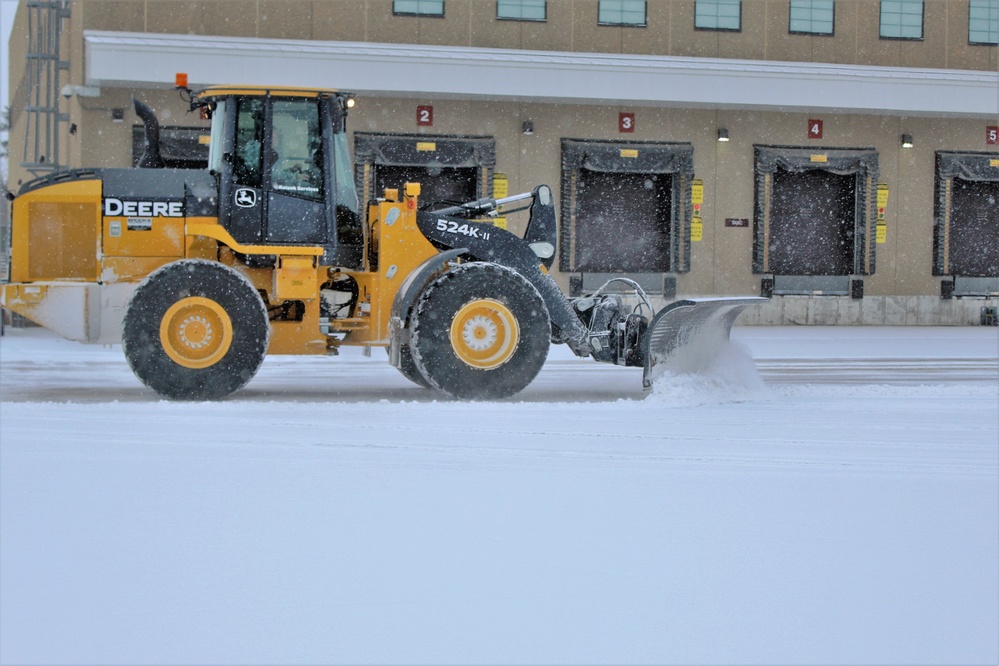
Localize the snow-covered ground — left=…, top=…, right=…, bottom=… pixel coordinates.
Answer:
left=1, top=324, right=997, bottom=665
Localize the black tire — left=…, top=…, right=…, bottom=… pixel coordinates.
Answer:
left=396, top=345, right=433, bottom=389
left=122, top=260, right=270, bottom=400
left=410, top=262, right=550, bottom=400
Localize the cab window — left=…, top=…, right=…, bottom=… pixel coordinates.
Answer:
left=233, top=98, right=265, bottom=188
left=270, top=100, right=323, bottom=201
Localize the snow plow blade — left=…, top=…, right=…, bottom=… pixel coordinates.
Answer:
left=641, top=297, right=768, bottom=389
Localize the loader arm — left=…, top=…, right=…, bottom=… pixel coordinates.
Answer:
left=412, top=187, right=768, bottom=377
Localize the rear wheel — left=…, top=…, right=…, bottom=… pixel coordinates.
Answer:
left=410, top=263, right=550, bottom=400
left=123, top=260, right=270, bottom=400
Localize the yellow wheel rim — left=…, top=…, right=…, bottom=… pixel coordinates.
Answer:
left=159, top=297, right=234, bottom=369
left=449, top=298, right=519, bottom=370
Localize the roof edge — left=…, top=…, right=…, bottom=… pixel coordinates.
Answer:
left=83, top=30, right=999, bottom=117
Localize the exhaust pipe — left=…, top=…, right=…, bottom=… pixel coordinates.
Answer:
left=133, top=98, right=165, bottom=168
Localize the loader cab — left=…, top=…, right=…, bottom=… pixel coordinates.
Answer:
left=200, top=87, right=363, bottom=267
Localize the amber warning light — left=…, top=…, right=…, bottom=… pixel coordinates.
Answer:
left=175, top=72, right=188, bottom=89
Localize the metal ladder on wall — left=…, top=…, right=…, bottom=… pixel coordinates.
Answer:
left=19, top=0, right=71, bottom=175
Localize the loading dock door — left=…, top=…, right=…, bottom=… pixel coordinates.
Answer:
left=949, top=179, right=999, bottom=276
left=769, top=168, right=856, bottom=275
left=354, top=133, right=495, bottom=211
left=374, top=165, right=477, bottom=210
left=574, top=171, right=672, bottom=272
left=934, top=152, right=999, bottom=280
left=754, top=145, right=879, bottom=283
left=561, top=139, right=694, bottom=275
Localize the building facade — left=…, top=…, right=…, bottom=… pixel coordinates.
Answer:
left=6, top=0, right=999, bottom=324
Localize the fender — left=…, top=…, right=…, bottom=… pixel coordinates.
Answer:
left=390, top=247, right=468, bottom=325
left=388, top=248, right=468, bottom=368
left=416, top=210, right=589, bottom=347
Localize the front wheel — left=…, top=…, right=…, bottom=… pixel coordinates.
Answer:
left=122, top=260, right=270, bottom=400
left=388, top=344, right=433, bottom=389
left=409, top=262, right=550, bottom=400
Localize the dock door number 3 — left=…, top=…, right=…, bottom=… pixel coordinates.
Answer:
left=619, top=113, right=635, bottom=133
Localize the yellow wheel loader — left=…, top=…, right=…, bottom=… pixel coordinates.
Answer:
left=1, top=83, right=764, bottom=400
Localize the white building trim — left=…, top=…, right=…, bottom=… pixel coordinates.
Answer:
left=84, top=30, right=999, bottom=117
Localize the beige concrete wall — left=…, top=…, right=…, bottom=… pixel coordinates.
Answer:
left=72, top=88, right=210, bottom=172
left=6, top=3, right=31, bottom=188
left=349, top=95, right=996, bottom=301
left=67, top=0, right=997, bottom=69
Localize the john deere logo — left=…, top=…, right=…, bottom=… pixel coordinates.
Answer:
left=235, top=188, right=257, bottom=208
left=104, top=197, right=182, bottom=217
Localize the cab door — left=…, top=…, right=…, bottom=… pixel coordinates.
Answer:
left=219, top=96, right=266, bottom=243
left=264, top=99, right=326, bottom=244
left=217, top=96, right=327, bottom=247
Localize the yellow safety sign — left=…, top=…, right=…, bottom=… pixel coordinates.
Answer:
left=493, top=173, right=509, bottom=199
left=691, top=217, right=703, bottom=242
left=691, top=179, right=704, bottom=205
left=877, top=183, right=889, bottom=208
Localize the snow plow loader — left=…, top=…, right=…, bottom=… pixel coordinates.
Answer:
left=1, top=83, right=765, bottom=400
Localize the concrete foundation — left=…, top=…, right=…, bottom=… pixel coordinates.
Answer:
left=737, top=295, right=999, bottom=326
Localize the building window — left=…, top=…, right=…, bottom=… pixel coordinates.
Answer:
left=598, top=0, right=647, bottom=26
left=789, top=0, right=835, bottom=34
left=695, top=0, right=741, bottom=31
left=497, top=0, right=546, bottom=21
left=969, top=0, right=999, bottom=44
left=880, top=0, right=923, bottom=39
left=393, top=0, right=444, bottom=17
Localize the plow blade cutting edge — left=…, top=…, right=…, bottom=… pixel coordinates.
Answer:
left=641, top=297, right=768, bottom=389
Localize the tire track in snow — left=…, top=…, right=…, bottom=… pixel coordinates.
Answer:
left=302, top=421, right=997, bottom=478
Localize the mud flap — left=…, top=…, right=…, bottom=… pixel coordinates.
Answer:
left=641, top=297, right=767, bottom=389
